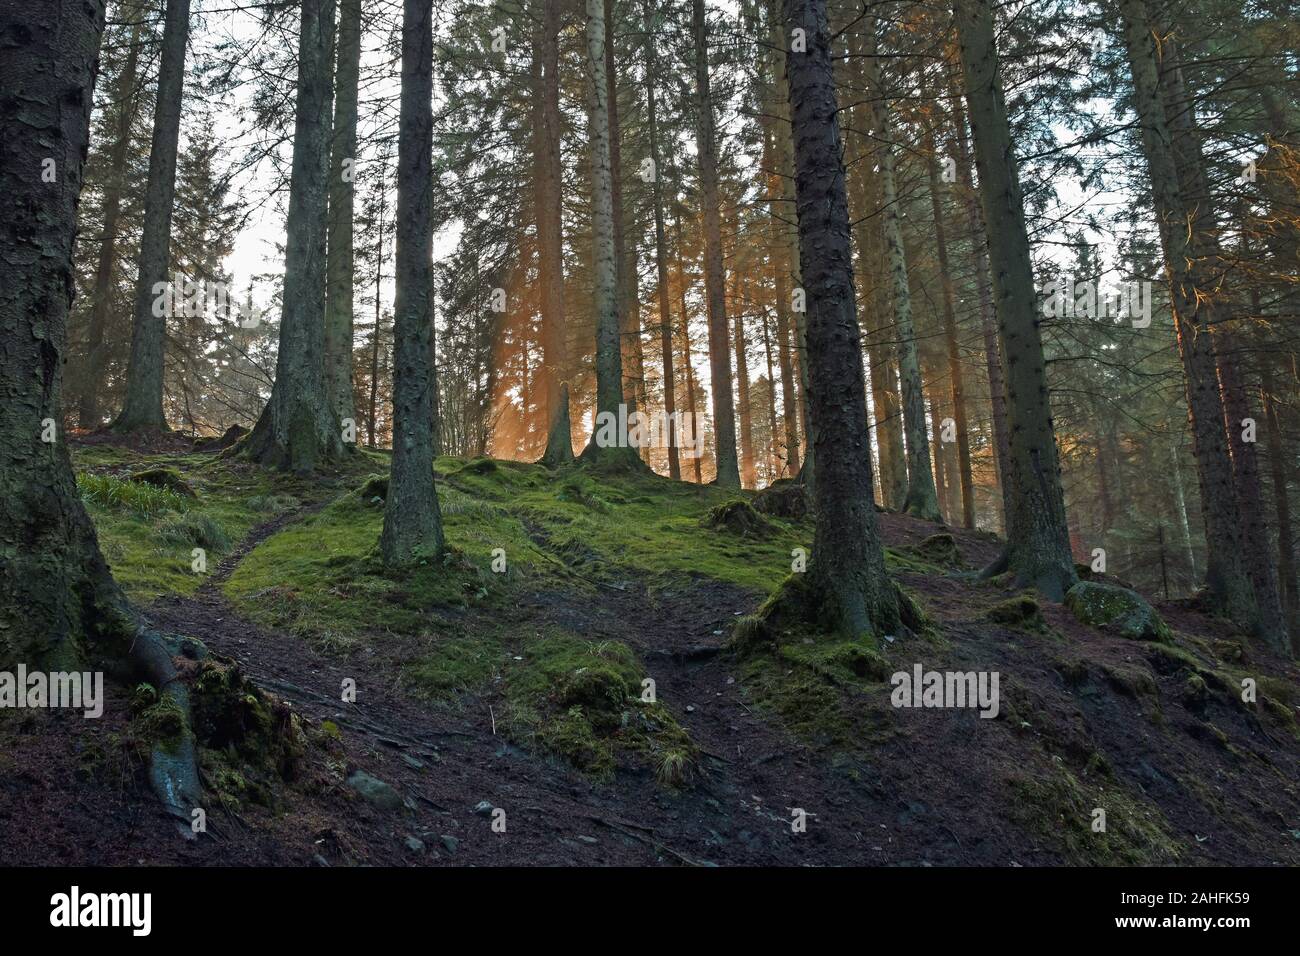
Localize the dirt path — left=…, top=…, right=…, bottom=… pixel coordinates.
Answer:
left=141, top=500, right=965, bottom=866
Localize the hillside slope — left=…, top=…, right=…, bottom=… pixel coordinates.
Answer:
left=1, top=439, right=1297, bottom=866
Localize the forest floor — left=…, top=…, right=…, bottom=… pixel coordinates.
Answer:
left=2, top=436, right=1298, bottom=866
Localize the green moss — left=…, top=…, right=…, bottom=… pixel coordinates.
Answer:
left=906, top=532, right=963, bottom=568
left=128, top=467, right=197, bottom=498
left=497, top=632, right=694, bottom=784
left=157, top=512, right=231, bottom=552
left=1065, top=582, right=1171, bottom=643
left=130, top=694, right=187, bottom=753
left=702, top=499, right=773, bottom=537
left=404, top=632, right=505, bottom=700
left=988, top=593, right=1045, bottom=630
left=1011, top=766, right=1181, bottom=864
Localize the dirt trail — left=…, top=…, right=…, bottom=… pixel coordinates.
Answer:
left=144, top=500, right=933, bottom=866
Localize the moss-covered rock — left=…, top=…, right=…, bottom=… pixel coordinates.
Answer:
left=128, top=467, right=197, bottom=499
left=357, top=474, right=389, bottom=502
left=908, top=532, right=963, bottom=568
left=1065, top=581, right=1170, bottom=643
left=752, top=481, right=809, bottom=520
left=702, top=499, right=773, bottom=538
left=987, top=593, right=1045, bottom=630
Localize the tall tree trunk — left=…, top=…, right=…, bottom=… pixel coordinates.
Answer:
left=864, top=41, right=941, bottom=521
left=845, top=39, right=904, bottom=508
left=604, top=0, right=640, bottom=420
left=768, top=0, right=813, bottom=489
left=325, top=0, right=362, bottom=428
left=761, top=306, right=782, bottom=479
left=763, top=121, right=801, bottom=477
left=674, top=210, right=705, bottom=483
left=780, top=0, right=897, bottom=636
left=1261, top=360, right=1298, bottom=627
left=924, top=103, right=975, bottom=528
left=79, top=3, right=144, bottom=429
left=1155, top=35, right=1288, bottom=651
left=381, top=0, right=443, bottom=565
left=955, top=0, right=1076, bottom=599
left=580, top=0, right=637, bottom=466
left=643, top=0, right=679, bottom=478
left=536, top=0, right=573, bottom=466
left=1118, top=0, right=1260, bottom=633
left=113, top=0, right=191, bottom=432
left=691, top=0, right=740, bottom=487
left=946, top=54, right=1011, bottom=529
left=1, top=0, right=200, bottom=823
left=244, top=0, right=344, bottom=472
left=734, top=272, right=758, bottom=487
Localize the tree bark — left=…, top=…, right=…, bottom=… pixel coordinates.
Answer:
left=643, top=0, right=679, bottom=478
left=955, top=0, right=1076, bottom=599
left=579, top=0, right=635, bottom=466
left=924, top=102, right=975, bottom=528
left=691, top=0, right=740, bottom=487
left=1, top=0, right=200, bottom=825
left=768, top=0, right=813, bottom=490
left=325, top=0, right=362, bottom=428
left=946, top=54, right=1011, bottom=529
left=674, top=211, right=705, bottom=483
left=536, top=0, right=574, bottom=467
left=734, top=272, right=758, bottom=487
left=782, top=0, right=898, bottom=636
left=244, top=0, right=344, bottom=472
left=1261, top=360, right=1298, bottom=628
left=762, top=122, right=802, bottom=477
left=113, top=0, right=191, bottom=432
left=381, top=0, right=444, bottom=566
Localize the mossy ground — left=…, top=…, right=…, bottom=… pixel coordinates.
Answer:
left=69, top=444, right=1300, bottom=862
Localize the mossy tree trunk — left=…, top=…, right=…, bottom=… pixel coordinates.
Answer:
left=381, top=0, right=444, bottom=566
left=782, top=0, right=898, bottom=636
left=245, top=0, right=345, bottom=472
left=325, top=0, right=362, bottom=429
left=112, top=0, right=191, bottom=433
left=1, top=0, right=200, bottom=824
left=955, top=0, right=1076, bottom=600
left=692, top=0, right=740, bottom=487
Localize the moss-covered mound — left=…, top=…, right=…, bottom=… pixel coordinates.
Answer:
left=1065, top=581, right=1171, bottom=643
left=752, top=481, right=809, bottom=520
left=702, top=499, right=773, bottom=538
left=129, top=467, right=197, bottom=499
left=907, top=532, right=963, bottom=568
left=987, top=593, right=1046, bottom=631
